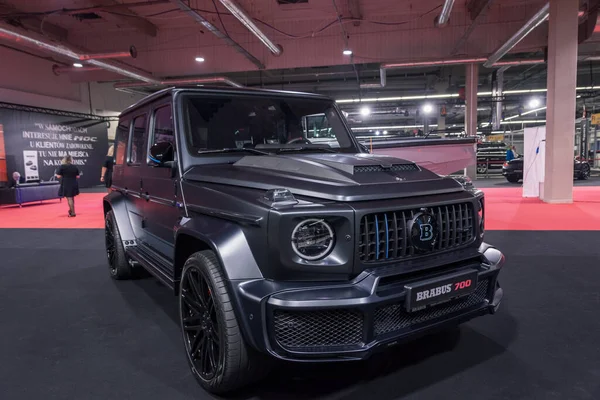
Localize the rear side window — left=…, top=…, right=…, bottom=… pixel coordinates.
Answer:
left=114, top=119, right=129, bottom=165
left=129, top=114, right=147, bottom=165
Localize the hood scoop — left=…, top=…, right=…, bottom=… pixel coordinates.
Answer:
left=353, top=164, right=419, bottom=173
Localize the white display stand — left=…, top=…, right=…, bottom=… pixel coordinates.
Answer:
left=522, top=126, right=546, bottom=198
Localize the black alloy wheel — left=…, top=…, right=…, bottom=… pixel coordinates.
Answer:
left=477, top=162, right=488, bottom=174
left=579, top=163, right=591, bottom=180
left=104, top=211, right=133, bottom=279
left=179, top=251, right=270, bottom=394
left=180, top=266, right=221, bottom=381
left=105, top=216, right=116, bottom=270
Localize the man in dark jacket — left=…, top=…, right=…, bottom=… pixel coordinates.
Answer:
left=9, top=171, right=25, bottom=187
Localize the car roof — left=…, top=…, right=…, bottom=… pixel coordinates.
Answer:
left=119, top=86, right=334, bottom=117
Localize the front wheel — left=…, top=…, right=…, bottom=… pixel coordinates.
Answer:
left=506, top=175, right=520, bottom=183
left=477, top=162, right=488, bottom=174
left=578, top=163, right=591, bottom=180
left=179, top=251, right=269, bottom=394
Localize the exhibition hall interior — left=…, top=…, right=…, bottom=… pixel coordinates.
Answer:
left=1, top=0, right=599, bottom=399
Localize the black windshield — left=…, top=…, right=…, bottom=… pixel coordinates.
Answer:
left=182, top=93, right=357, bottom=156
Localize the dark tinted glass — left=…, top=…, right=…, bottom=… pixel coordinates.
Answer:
left=129, top=114, right=146, bottom=165
left=115, top=119, right=129, bottom=165
left=183, top=95, right=354, bottom=154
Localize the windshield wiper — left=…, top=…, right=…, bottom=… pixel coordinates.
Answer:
left=275, top=147, right=338, bottom=154
left=197, top=148, right=270, bottom=156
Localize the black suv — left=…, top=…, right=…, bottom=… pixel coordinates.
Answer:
left=103, top=87, right=505, bottom=394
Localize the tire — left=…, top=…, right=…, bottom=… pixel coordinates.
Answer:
left=179, top=251, right=269, bottom=394
left=506, top=175, right=520, bottom=183
left=105, top=210, right=133, bottom=280
left=578, top=164, right=591, bottom=180
left=477, top=162, right=488, bottom=174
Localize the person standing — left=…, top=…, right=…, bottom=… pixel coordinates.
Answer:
left=100, top=145, right=114, bottom=193
left=56, top=155, right=80, bottom=217
left=506, top=145, right=516, bottom=161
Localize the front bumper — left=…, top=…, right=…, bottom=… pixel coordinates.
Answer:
left=231, top=243, right=504, bottom=362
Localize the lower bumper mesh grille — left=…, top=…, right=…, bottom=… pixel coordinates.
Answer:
left=273, top=309, right=363, bottom=351
left=374, top=279, right=490, bottom=336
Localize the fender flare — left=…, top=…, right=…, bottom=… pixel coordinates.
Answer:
left=175, top=216, right=263, bottom=281
left=103, top=191, right=136, bottom=242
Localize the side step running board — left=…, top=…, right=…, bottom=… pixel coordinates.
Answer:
left=127, top=247, right=175, bottom=290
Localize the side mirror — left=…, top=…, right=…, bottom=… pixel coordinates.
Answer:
left=149, top=142, right=174, bottom=166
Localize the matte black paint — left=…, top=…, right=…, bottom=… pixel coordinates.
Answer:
left=104, top=87, right=504, bottom=363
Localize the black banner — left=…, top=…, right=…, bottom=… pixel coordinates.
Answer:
left=0, top=108, right=109, bottom=188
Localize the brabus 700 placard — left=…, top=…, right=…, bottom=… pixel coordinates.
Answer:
left=404, top=269, right=479, bottom=312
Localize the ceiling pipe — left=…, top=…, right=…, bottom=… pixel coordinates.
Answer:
left=359, top=68, right=387, bottom=89
left=382, top=58, right=487, bottom=69
left=483, top=3, right=550, bottom=68
left=170, top=0, right=265, bottom=69
left=218, top=0, right=282, bottom=56
left=52, top=64, right=103, bottom=75
left=0, top=23, right=158, bottom=83
left=78, top=46, right=137, bottom=60
left=113, top=76, right=244, bottom=89
left=381, top=58, right=545, bottom=70
left=435, top=0, right=455, bottom=27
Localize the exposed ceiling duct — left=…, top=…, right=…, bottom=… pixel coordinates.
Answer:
left=483, top=3, right=550, bottom=68
left=0, top=23, right=158, bottom=83
left=78, top=46, right=137, bottom=60
left=113, top=76, right=244, bottom=89
left=218, top=0, right=282, bottom=56
left=381, top=58, right=544, bottom=70
left=170, top=0, right=265, bottom=69
left=52, top=65, right=103, bottom=75
left=435, top=0, right=455, bottom=27
left=359, top=68, right=387, bottom=89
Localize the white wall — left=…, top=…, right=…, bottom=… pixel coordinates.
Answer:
left=0, top=46, right=144, bottom=139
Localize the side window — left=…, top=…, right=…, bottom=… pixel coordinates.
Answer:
left=114, top=119, right=129, bottom=165
left=129, top=114, right=147, bottom=165
left=148, top=105, right=174, bottom=164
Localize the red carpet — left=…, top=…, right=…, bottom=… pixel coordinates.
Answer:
left=1, top=187, right=599, bottom=230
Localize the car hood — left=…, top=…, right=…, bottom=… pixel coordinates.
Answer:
left=183, top=153, right=466, bottom=202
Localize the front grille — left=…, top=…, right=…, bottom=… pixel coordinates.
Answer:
left=273, top=309, right=363, bottom=351
left=354, top=164, right=419, bottom=173
left=374, top=278, right=489, bottom=336
left=358, top=202, right=475, bottom=263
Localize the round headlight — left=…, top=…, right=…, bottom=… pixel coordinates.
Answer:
left=291, top=219, right=335, bottom=261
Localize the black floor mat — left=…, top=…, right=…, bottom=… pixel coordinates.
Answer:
left=1, top=229, right=599, bottom=400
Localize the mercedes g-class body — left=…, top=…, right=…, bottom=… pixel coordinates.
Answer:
left=103, top=87, right=505, bottom=394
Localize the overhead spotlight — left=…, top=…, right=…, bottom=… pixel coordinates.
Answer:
left=422, top=103, right=434, bottom=114
left=360, top=106, right=371, bottom=117
left=528, top=98, right=541, bottom=108
left=375, top=130, right=381, bottom=135
left=383, top=130, right=388, bottom=134
left=73, top=63, right=83, bottom=68
left=195, top=57, right=205, bottom=62
left=343, top=49, right=353, bottom=55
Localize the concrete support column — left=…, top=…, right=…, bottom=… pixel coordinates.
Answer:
left=464, top=63, right=479, bottom=179
left=541, top=0, right=578, bottom=203
left=437, top=111, right=446, bottom=137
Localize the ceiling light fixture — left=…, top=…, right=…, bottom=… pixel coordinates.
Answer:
left=73, top=63, right=83, bottom=68
left=422, top=103, right=434, bottom=114
left=528, top=98, right=541, bottom=108
left=360, top=106, right=371, bottom=116
left=343, top=49, right=353, bottom=55
left=195, top=57, right=205, bottom=62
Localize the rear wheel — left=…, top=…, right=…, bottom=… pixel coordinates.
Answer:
left=578, top=163, right=591, bottom=180
left=506, top=175, right=520, bottom=183
left=179, top=251, right=269, bottom=394
left=105, top=210, right=133, bottom=280
left=477, top=162, right=488, bottom=174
